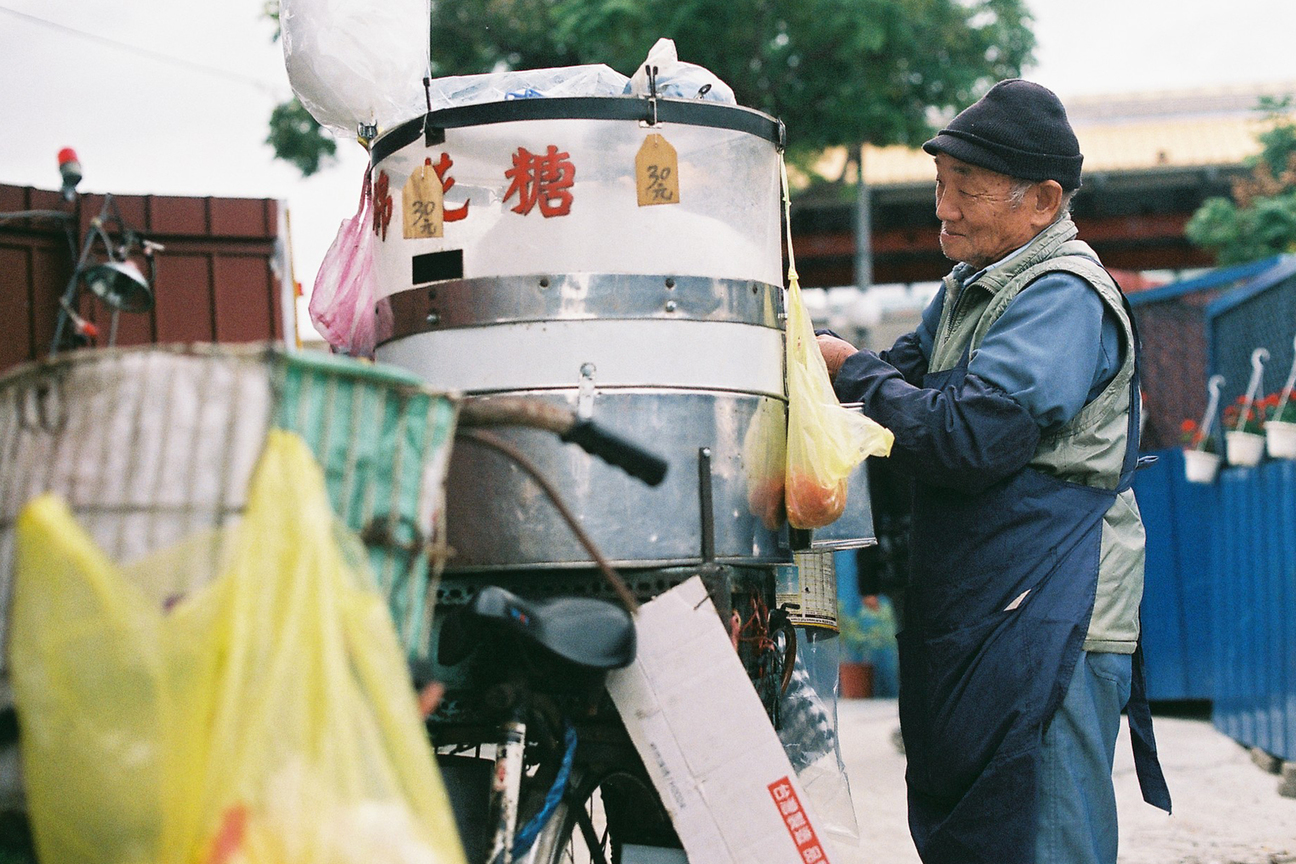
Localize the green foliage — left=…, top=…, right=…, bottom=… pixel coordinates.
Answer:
left=264, top=0, right=281, bottom=42
left=266, top=97, right=337, bottom=177
left=429, top=0, right=1035, bottom=157
left=1187, top=96, right=1296, bottom=265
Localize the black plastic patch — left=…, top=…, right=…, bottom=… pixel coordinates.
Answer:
left=412, top=249, right=464, bottom=284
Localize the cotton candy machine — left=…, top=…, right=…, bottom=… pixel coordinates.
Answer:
left=368, top=95, right=872, bottom=570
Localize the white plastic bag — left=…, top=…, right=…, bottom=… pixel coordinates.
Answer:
left=309, top=168, right=377, bottom=358
left=625, top=37, right=736, bottom=104
left=282, top=0, right=430, bottom=136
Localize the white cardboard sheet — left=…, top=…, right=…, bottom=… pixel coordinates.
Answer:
left=607, top=577, right=834, bottom=864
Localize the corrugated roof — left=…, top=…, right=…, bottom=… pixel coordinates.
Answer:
left=807, top=81, right=1296, bottom=188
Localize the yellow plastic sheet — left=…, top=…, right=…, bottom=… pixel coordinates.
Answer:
left=781, top=157, right=893, bottom=529
left=10, top=429, right=467, bottom=864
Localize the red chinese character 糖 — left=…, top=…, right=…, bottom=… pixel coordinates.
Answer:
left=427, top=154, right=470, bottom=222
left=503, top=145, right=575, bottom=217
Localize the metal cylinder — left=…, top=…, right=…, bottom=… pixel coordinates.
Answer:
left=370, top=98, right=802, bottom=570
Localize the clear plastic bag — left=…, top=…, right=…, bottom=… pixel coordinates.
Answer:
left=625, top=37, right=736, bottom=103
left=425, top=65, right=630, bottom=111
left=281, top=0, right=430, bottom=136
left=309, top=168, right=378, bottom=358
left=778, top=629, right=865, bottom=863
left=10, top=430, right=466, bottom=864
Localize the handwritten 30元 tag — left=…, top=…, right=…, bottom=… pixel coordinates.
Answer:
left=635, top=134, right=680, bottom=207
left=403, top=163, right=444, bottom=238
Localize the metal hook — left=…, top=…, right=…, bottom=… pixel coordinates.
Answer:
left=1237, top=347, right=1271, bottom=432
left=1199, top=374, right=1226, bottom=443
left=645, top=64, right=659, bottom=126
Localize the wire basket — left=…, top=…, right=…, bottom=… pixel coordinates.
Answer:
left=0, top=344, right=458, bottom=682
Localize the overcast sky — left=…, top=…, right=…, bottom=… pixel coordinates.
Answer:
left=1, top=0, right=1294, bottom=338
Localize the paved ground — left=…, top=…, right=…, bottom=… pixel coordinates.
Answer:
left=833, top=698, right=1296, bottom=863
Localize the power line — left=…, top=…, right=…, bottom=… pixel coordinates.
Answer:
left=0, top=4, right=284, bottom=95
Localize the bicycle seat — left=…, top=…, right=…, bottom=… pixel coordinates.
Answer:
left=464, top=586, right=636, bottom=670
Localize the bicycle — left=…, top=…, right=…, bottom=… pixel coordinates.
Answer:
left=426, top=397, right=801, bottom=864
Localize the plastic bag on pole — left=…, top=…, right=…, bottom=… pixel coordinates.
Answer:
left=781, top=159, right=892, bottom=530
left=282, top=0, right=430, bottom=137
left=309, top=168, right=378, bottom=358
left=10, top=430, right=467, bottom=864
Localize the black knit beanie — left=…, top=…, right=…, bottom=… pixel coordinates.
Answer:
left=922, top=79, right=1083, bottom=190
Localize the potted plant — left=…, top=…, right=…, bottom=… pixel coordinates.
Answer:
left=1263, top=337, right=1296, bottom=459
left=837, top=596, right=898, bottom=699
left=1180, top=419, right=1222, bottom=483
left=1262, top=390, right=1296, bottom=458
left=1223, top=398, right=1266, bottom=466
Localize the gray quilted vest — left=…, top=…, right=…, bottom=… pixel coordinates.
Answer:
left=928, top=217, right=1144, bottom=652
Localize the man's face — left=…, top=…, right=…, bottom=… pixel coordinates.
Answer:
left=933, top=153, right=1045, bottom=269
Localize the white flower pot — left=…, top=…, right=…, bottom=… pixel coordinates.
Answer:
left=1226, top=430, right=1265, bottom=467
left=1265, top=420, right=1296, bottom=459
left=1182, top=448, right=1221, bottom=483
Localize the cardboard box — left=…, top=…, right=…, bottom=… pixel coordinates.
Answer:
left=607, top=577, right=834, bottom=864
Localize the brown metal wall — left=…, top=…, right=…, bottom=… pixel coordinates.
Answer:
left=0, top=183, right=284, bottom=374
left=1132, top=298, right=1212, bottom=451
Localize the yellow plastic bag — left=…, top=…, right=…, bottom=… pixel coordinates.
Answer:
left=781, top=159, right=893, bottom=529
left=10, top=429, right=467, bottom=864
left=742, top=397, right=788, bottom=530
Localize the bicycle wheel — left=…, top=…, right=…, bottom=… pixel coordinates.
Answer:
left=525, top=765, right=679, bottom=864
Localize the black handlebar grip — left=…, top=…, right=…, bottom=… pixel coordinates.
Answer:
left=560, top=420, right=669, bottom=487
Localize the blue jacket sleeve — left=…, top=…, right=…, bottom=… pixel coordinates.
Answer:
left=832, top=349, right=1040, bottom=495
left=969, top=272, right=1122, bottom=429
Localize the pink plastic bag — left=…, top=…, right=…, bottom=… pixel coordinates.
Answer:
left=309, top=167, right=377, bottom=357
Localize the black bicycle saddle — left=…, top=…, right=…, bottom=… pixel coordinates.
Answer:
left=459, top=585, right=637, bottom=670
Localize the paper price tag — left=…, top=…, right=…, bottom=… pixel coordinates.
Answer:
left=403, top=163, right=444, bottom=238
left=636, top=134, right=680, bottom=207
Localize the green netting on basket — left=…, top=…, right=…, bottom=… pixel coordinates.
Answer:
left=272, top=350, right=458, bottom=661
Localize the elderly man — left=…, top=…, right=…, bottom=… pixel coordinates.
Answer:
left=817, top=80, right=1171, bottom=864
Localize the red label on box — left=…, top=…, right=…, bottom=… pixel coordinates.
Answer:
left=768, top=777, right=829, bottom=863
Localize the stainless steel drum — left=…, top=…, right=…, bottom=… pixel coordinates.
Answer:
left=370, top=97, right=800, bottom=570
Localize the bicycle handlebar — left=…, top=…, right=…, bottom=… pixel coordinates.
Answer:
left=457, top=398, right=668, bottom=487
left=559, top=419, right=667, bottom=487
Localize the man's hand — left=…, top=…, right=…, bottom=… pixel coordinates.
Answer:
left=816, top=333, right=858, bottom=381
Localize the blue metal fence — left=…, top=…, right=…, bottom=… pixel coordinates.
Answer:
left=1137, top=447, right=1296, bottom=760
left=1211, top=458, right=1296, bottom=760
left=1131, top=449, right=1215, bottom=701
